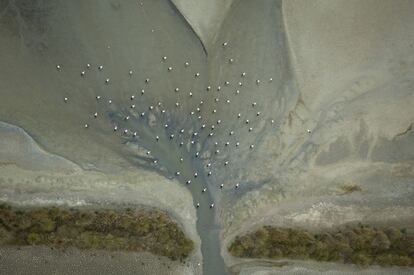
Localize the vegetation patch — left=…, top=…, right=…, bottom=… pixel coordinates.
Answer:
left=228, top=225, right=414, bottom=266
left=0, top=203, right=194, bottom=261
left=340, top=184, right=362, bottom=194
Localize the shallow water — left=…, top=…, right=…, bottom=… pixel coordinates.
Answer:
left=0, top=1, right=293, bottom=274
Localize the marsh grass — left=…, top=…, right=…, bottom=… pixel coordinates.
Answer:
left=340, top=184, right=362, bottom=194
left=228, top=225, right=413, bottom=266
left=0, top=203, right=194, bottom=261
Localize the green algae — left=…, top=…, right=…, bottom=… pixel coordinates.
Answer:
left=0, top=203, right=193, bottom=261
left=228, top=225, right=414, bottom=267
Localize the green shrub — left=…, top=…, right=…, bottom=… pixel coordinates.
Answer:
left=228, top=225, right=414, bottom=267
left=0, top=203, right=193, bottom=261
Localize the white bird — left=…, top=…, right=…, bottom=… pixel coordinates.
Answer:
left=307, top=129, right=312, bottom=134
left=202, top=188, right=207, bottom=193
left=175, top=171, right=180, bottom=176
left=93, top=112, right=98, bottom=118
left=209, top=203, right=214, bottom=209
left=56, top=65, right=61, bottom=70
left=208, top=171, right=212, bottom=176
left=187, top=180, right=191, bottom=184
left=241, top=72, right=246, bottom=77
left=185, top=62, right=190, bottom=67
left=84, top=123, right=89, bottom=128
left=156, top=136, right=159, bottom=141
left=196, top=203, right=200, bottom=208
left=194, top=172, right=198, bottom=178
left=235, top=183, right=240, bottom=189
left=162, top=56, right=167, bottom=61
left=63, top=97, right=68, bottom=103
left=145, top=78, right=150, bottom=83
left=220, top=184, right=224, bottom=189
left=195, top=72, right=200, bottom=77
left=222, top=42, right=228, bottom=47
left=113, top=126, right=118, bottom=131
left=81, top=71, right=85, bottom=77
left=131, top=95, right=135, bottom=100
left=98, top=65, right=103, bottom=70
